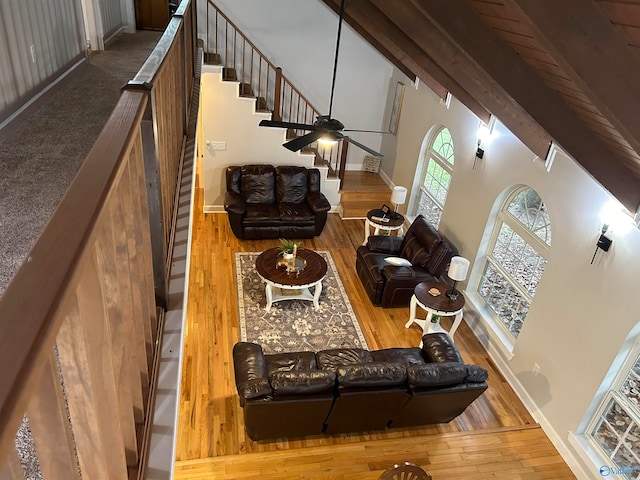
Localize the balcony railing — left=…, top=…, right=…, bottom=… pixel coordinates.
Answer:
left=0, top=1, right=197, bottom=479
left=204, top=0, right=348, bottom=181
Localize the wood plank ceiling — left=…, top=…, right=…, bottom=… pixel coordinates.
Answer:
left=322, top=0, right=640, bottom=213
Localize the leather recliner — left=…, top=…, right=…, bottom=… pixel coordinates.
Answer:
left=355, top=215, right=458, bottom=307
left=232, top=333, right=488, bottom=440
left=224, top=164, right=331, bottom=239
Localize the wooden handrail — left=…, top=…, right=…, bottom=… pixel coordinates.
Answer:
left=0, top=1, right=197, bottom=477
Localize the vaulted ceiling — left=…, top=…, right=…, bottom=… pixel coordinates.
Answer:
left=321, top=0, right=640, bottom=213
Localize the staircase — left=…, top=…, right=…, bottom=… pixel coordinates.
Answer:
left=202, top=0, right=391, bottom=217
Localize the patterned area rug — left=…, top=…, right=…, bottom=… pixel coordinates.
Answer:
left=235, top=251, right=368, bottom=353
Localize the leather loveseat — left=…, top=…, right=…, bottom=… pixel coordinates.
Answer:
left=224, top=164, right=331, bottom=239
left=356, top=215, right=458, bottom=307
left=232, top=333, right=488, bottom=440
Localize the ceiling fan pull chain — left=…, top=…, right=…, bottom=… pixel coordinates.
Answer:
left=328, top=0, right=345, bottom=119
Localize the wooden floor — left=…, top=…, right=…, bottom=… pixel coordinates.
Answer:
left=173, top=178, right=576, bottom=478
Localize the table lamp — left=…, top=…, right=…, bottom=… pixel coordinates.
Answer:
left=390, top=186, right=407, bottom=219
left=446, top=256, right=470, bottom=301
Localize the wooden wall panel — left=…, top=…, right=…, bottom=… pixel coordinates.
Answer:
left=56, top=251, right=128, bottom=480
left=27, top=353, right=80, bottom=480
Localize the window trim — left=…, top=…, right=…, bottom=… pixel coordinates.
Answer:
left=413, top=127, right=454, bottom=226
left=476, top=186, right=550, bottom=342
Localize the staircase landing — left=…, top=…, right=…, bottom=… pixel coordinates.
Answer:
left=340, top=171, right=392, bottom=219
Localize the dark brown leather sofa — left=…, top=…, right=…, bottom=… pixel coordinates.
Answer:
left=224, top=164, right=331, bottom=239
left=356, top=215, right=458, bottom=307
left=232, top=333, right=487, bottom=440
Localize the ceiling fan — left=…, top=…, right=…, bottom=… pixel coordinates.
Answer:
left=259, top=0, right=384, bottom=157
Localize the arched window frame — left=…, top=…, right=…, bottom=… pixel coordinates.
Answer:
left=477, top=186, right=551, bottom=341
left=413, top=127, right=454, bottom=228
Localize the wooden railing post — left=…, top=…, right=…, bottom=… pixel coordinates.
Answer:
left=339, top=140, right=349, bottom=189
left=274, top=67, right=282, bottom=121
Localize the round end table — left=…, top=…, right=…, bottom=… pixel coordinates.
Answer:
left=405, top=280, right=465, bottom=344
left=363, top=208, right=405, bottom=245
left=255, top=248, right=328, bottom=311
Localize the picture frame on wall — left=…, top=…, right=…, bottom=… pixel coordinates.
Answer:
left=388, top=81, right=405, bottom=135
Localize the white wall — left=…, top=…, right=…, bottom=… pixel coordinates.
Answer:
left=198, top=0, right=393, bottom=168
left=200, top=66, right=341, bottom=210
left=389, top=69, right=640, bottom=477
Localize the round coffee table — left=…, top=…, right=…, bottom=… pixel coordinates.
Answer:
left=405, top=280, right=465, bottom=343
left=255, top=247, right=328, bottom=312
left=363, top=208, right=405, bottom=245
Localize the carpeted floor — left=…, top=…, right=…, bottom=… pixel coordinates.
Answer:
left=0, top=31, right=161, bottom=295
left=235, top=251, right=369, bottom=353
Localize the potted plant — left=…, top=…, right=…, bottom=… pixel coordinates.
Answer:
left=278, top=238, right=303, bottom=256
left=430, top=314, right=441, bottom=324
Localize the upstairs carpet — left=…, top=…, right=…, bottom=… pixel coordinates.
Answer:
left=235, top=251, right=368, bottom=353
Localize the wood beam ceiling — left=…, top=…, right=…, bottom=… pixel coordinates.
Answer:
left=406, top=0, right=640, bottom=211
left=509, top=0, right=640, bottom=168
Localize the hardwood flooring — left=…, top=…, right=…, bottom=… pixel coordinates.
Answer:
left=174, top=183, right=575, bottom=478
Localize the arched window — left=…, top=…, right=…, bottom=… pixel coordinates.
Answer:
left=588, top=347, right=640, bottom=475
left=414, top=127, right=454, bottom=228
left=477, top=187, right=551, bottom=339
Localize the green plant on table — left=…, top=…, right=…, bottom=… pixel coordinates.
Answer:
left=278, top=238, right=303, bottom=254
left=431, top=314, right=441, bottom=324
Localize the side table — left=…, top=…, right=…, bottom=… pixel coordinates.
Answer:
left=405, top=280, right=465, bottom=344
left=363, top=208, right=405, bottom=245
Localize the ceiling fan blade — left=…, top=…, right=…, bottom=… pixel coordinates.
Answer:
left=259, top=119, right=316, bottom=130
left=343, top=129, right=390, bottom=134
left=343, top=136, right=383, bottom=157
left=283, top=130, right=325, bottom=152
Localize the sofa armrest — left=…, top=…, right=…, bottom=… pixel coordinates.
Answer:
left=306, top=191, right=331, bottom=213
left=421, top=333, right=463, bottom=364
left=367, top=235, right=403, bottom=254
left=224, top=191, right=246, bottom=215
left=233, top=342, right=272, bottom=401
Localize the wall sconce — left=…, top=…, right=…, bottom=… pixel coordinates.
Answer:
left=390, top=186, right=407, bottom=219
left=473, top=117, right=497, bottom=169
left=446, top=256, right=470, bottom=300
left=590, top=224, right=612, bottom=264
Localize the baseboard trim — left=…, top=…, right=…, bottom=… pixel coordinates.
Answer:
left=0, top=57, right=88, bottom=142
left=463, top=302, right=592, bottom=479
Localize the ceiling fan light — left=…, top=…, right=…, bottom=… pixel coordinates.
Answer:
left=318, top=136, right=339, bottom=146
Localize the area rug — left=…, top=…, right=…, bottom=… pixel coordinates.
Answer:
left=235, top=251, right=368, bottom=353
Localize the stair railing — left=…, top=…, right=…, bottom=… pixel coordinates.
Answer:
left=205, top=0, right=346, bottom=178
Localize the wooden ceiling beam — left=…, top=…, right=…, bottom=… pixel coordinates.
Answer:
left=409, top=0, right=640, bottom=211
left=509, top=0, right=640, bottom=164
left=371, top=0, right=551, bottom=158
left=321, top=0, right=417, bottom=84
left=323, top=0, right=490, bottom=120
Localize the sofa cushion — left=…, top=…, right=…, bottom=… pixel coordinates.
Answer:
left=466, top=365, right=489, bottom=383
left=400, top=218, right=442, bottom=268
left=371, top=347, right=426, bottom=365
left=265, top=351, right=317, bottom=375
left=241, top=165, right=276, bottom=204
left=276, top=166, right=308, bottom=204
left=269, top=370, right=336, bottom=395
left=279, top=202, right=315, bottom=223
left=243, top=204, right=280, bottom=226
left=316, top=348, right=374, bottom=371
left=407, top=363, right=467, bottom=388
left=336, top=362, right=407, bottom=388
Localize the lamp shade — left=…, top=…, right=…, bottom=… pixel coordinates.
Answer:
left=448, top=256, right=470, bottom=282
left=390, top=186, right=407, bottom=206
